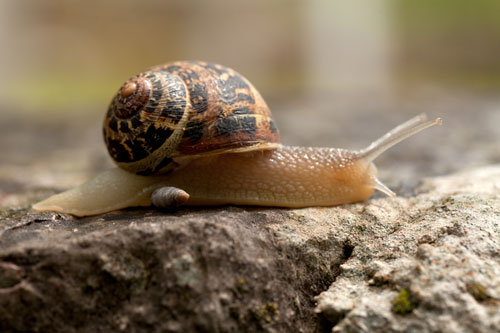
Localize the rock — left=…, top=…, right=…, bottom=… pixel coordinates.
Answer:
left=0, top=166, right=499, bottom=332
left=0, top=207, right=344, bottom=332
left=1, top=97, right=500, bottom=332
left=315, top=166, right=500, bottom=332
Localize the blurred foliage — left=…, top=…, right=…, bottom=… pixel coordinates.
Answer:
left=0, top=0, right=499, bottom=113
left=394, top=0, right=500, bottom=87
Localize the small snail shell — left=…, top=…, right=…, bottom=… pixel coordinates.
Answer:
left=33, top=61, right=441, bottom=216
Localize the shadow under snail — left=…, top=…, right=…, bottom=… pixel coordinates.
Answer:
left=33, top=61, right=442, bottom=217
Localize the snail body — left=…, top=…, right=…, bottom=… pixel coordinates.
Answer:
left=33, top=61, right=441, bottom=217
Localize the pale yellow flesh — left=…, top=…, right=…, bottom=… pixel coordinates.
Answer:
left=33, top=146, right=376, bottom=216
left=32, top=168, right=163, bottom=216
left=165, top=147, right=376, bottom=207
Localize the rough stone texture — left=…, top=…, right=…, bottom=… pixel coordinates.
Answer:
left=0, top=167, right=498, bottom=332
left=1, top=91, right=500, bottom=332
left=315, top=166, right=500, bottom=332
left=0, top=208, right=340, bottom=332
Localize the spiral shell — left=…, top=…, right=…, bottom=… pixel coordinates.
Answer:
left=103, top=61, right=280, bottom=175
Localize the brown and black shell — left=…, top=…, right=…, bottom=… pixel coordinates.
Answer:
left=103, top=61, right=281, bottom=175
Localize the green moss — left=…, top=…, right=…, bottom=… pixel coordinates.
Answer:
left=392, top=289, right=417, bottom=315
left=466, top=282, right=491, bottom=302
left=235, top=277, right=248, bottom=293
left=251, top=302, right=278, bottom=323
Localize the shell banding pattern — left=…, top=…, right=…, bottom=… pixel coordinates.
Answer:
left=103, top=61, right=280, bottom=175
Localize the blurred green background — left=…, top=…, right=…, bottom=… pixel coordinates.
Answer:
left=1, top=0, right=500, bottom=187
left=2, top=0, right=499, bottom=113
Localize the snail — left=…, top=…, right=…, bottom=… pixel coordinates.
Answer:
left=33, top=61, right=442, bottom=217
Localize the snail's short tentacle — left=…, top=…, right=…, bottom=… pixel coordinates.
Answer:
left=151, top=186, right=190, bottom=209
left=372, top=177, right=396, bottom=197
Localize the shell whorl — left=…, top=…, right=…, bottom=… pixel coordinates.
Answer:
left=103, top=61, right=280, bottom=175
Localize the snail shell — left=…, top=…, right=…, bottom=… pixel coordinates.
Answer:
left=103, top=61, right=280, bottom=175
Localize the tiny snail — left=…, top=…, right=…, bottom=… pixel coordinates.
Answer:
left=33, top=61, right=442, bottom=217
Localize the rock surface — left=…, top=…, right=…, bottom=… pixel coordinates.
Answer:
left=1, top=90, right=500, bottom=332
left=1, top=165, right=499, bottom=332
left=315, top=166, right=500, bottom=332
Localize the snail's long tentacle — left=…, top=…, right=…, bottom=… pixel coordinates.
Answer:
left=357, top=114, right=442, bottom=163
